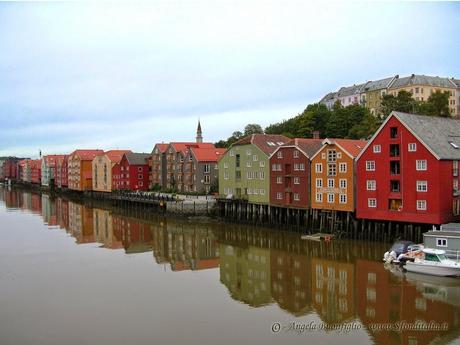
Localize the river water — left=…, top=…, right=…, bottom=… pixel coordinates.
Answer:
left=1, top=187, right=460, bottom=345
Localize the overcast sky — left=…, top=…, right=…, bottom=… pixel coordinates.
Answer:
left=1, top=1, right=459, bottom=158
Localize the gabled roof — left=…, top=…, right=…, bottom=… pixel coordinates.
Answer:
left=71, top=149, right=104, bottom=160
left=124, top=152, right=150, bottom=165
left=361, top=76, right=397, bottom=92
left=319, top=91, right=338, bottom=103
left=389, top=74, right=457, bottom=89
left=190, top=147, right=226, bottom=162
left=233, top=134, right=290, bottom=155
left=357, top=111, right=460, bottom=161
left=103, top=150, right=132, bottom=163
left=153, top=143, right=169, bottom=154
left=327, top=139, right=367, bottom=158
left=170, top=142, right=215, bottom=155
left=452, top=79, right=460, bottom=88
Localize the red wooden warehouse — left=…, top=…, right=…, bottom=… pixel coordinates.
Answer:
left=113, top=152, right=151, bottom=191
left=269, top=138, right=323, bottom=209
left=356, top=111, right=460, bottom=225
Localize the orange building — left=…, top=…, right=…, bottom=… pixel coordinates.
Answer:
left=310, top=139, right=366, bottom=212
left=68, top=149, right=104, bottom=191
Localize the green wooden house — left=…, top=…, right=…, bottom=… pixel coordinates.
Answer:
left=218, top=134, right=289, bottom=204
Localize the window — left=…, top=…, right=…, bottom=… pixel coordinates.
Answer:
left=315, top=163, right=323, bottom=173
left=368, top=198, right=377, bottom=208
left=339, top=163, right=347, bottom=173
left=246, top=149, right=252, bottom=156
left=260, top=172, right=265, bottom=180
left=138, top=174, right=143, bottom=179
left=277, top=151, right=283, bottom=158
left=294, top=163, right=299, bottom=171
left=340, top=179, right=347, bottom=189
left=224, top=171, right=229, bottom=180
left=293, top=150, right=299, bottom=158
left=293, top=193, right=300, bottom=201
left=390, top=127, right=398, bottom=138
left=454, top=179, right=458, bottom=193
left=390, top=144, right=400, bottom=157
left=389, top=199, right=402, bottom=210
left=408, top=143, right=417, bottom=152
left=416, top=181, right=428, bottom=192
left=417, top=200, right=427, bottom=211
left=204, top=164, right=211, bottom=173
left=415, top=159, right=427, bottom=171
left=327, top=179, right=334, bottom=188
left=253, top=155, right=258, bottom=162
left=272, top=164, right=277, bottom=172
left=327, top=193, right=334, bottom=203
left=390, top=161, right=400, bottom=174
left=339, top=194, right=347, bottom=204
left=247, top=171, right=253, bottom=179
left=316, top=193, right=323, bottom=202
left=276, top=176, right=282, bottom=184
left=328, top=164, right=336, bottom=176
left=436, top=238, right=447, bottom=247
left=454, top=161, right=458, bottom=176
left=224, top=162, right=229, bottom=169
left=138, top=167, right=143, bottom=172
left=246, top=161, right=252, bottom=168
left=294, top=177, right=300, bottom=184
left=366, top=161, right=375, bottom=171
left=204, top=175, right=211, bottom=184
left=373, top=145, right=381, bottom=153
left=366, top=180, right=376, bottom=190
left=260, top=189, right=265, bottom=195
left=276, top=192, right=283, bottom=200
left=316, top=178, right=323, bottom=188
left=235, top=154, right=240, bottom=168
left=259, top=161, right=265, bottom=167
left=327, top=150, right=337, bottom=162
left=390, top=180, right=400, bottom=192
left=299, top=163, right=305, bottom=171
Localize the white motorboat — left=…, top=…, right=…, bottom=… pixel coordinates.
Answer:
left=404, top=248, right=460, bottom=277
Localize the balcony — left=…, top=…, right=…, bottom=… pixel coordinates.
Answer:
left=390, top=161, right=401, bottom=175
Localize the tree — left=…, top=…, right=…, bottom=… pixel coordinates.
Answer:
left=380, top=91, right=418, bottom=118
left=243, top=124, right=264, bottom=136
left=419, top=90, right=451, bottom=117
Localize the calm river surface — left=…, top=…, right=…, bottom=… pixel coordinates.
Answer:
left=1, top=187, right=460, bottom=345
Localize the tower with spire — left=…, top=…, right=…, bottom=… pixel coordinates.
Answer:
left=196, top=120, right=203, bottom=143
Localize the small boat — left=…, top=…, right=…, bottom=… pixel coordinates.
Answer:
left=404, top=248, right=460, bottom=277
left=383, top=240, right=423, bottom=263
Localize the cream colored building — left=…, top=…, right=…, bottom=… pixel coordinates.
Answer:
left=92, top=150, right=131, bottom=193
left=388, top=74, right=458, bottom=116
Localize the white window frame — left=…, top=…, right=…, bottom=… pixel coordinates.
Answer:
left=340, top=179, right=347, bottom=189
left=436, top=238, right=448, bottom=247
left=339, top=163, right=347, bottom=173
left=366, top=180, right=376, bottom=191
left=366, top=161, right=375, bottom=171
left=327, top=193, right=334, bottom=203
left=276, top=176, right=282, bottom=184
left=253, top=155, right=258, bottom=162
left=293, top=177, right=300, bottom=185
left=277, top=151, right=283, bottom=159
left=416, top=180, right=428, bottom=192
left=373, top=145, right=381, bottom=153
left=416, top=200, right=427, bottom=211
left=293, top=193, right=300, bottom=201
left=315, top=163, right=322, bottom=173
left=276, top=192, right=283, bottom=200
left=368, top=198, right=377, bottom=208
left=293, top=150, right=299, bottom=158
left=316, top=178, right=323, bottom=188
left=327, top=179, right=334, bottom=188
left=339, top=194, right=347, bottom=204
left=408, top=143, right=417, bottom=152
left=316, top=193, right=323, bottom=203
left=416, top=160, right=427, bottom=171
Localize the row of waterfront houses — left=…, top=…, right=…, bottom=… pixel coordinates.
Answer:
left=3, top=111, right=460, bottom=226
left=1, top=121, right=225, bottom=195
left=320, top=74, right=460, bottom=117
left=217, top=111, right=460, bottom=225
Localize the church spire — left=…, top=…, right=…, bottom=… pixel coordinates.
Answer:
left=196, top=119, right=203, bottom=143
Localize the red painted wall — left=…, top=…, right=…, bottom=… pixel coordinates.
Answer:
left=30, top=160, right=42, bottom=184
left=269, top=147, right=311, bottom=209
left=357, top=115, right=460, bottom=224
left=3, top=160, right=19, bottom=179
left=113, top=156, right=150, bottom=191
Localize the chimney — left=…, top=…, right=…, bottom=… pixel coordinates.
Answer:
left=312, top=131, right=320, bottom=139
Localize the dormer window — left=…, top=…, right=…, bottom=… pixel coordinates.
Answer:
left=449, top=141, right=459, bottom=149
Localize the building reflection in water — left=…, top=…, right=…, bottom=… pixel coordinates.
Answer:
left=2, top=187, right=460, bottom=345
